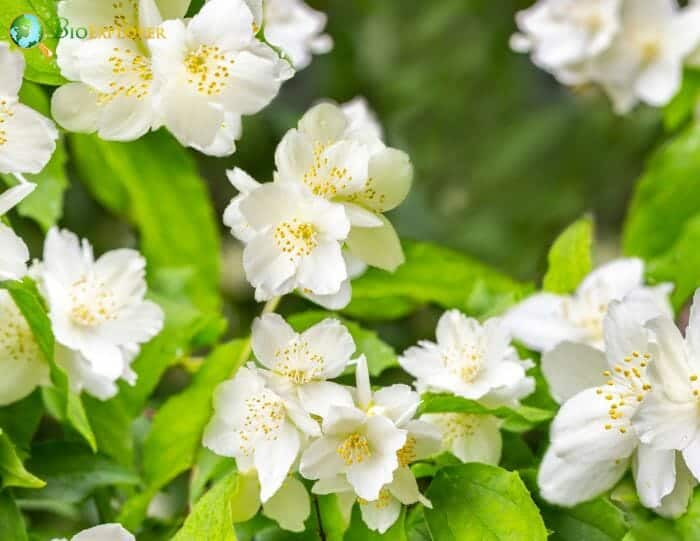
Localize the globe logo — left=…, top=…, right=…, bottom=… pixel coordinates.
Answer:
left=9, top=14, right=43, bottom=48
left=9, top=14, right=51, bottom=57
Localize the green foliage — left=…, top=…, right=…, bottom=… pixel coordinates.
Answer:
left=418, top=393, right=553, bottom=432
left=0, top=0, right=65, bottom=85
left=543, top=216, right=593, bottom=294
left=344, top=506, right=407, bottom=540
left=69, top=131, right=222, bottom=315
left=0, top=430, right=44, bottom=489
left=425, top=464, right=547, bottom=541
left=664, top=69, right=700, bottom=132
left=0, top=490, right=28, bottom=541
left=623, top=124, right=700, bottom=308
left=288, top=311, right=398, bottom=376
left=172, top=471, right=239, bottom=541
left=343, top=241, right=532, bottom=320
left=540, top=497, right=630, bottom=541
left=120, top=340, right=248, bottom=529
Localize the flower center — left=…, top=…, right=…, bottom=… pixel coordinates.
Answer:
left=442, top=344, right=484, bottom=384
left=239, top=390, right=286, bottom=454
left=597, top=350, right=652, bottom=434
left=358, top=488, right=393, bottom=508
left=302, top=142, right=353, bottom=198
left=397, top=436, right=417, bottom=467
left=337, top=433, right=372, bottom=465
left=431, top=413, right=479, bottom=446
left=274, top=219, right=319, bottom=258
left=0, top=99, right=14, bottom=147
left=0, top=293, right=41, bottom=363
left=98, top=47, right=153, bottom=106
left=273, top=340, right=324, bottom=384
left=184, top=45, right=234, bottom=97
left=641, top=39, right=661, bottom=62
left=69, top=277, right=118, bottom=327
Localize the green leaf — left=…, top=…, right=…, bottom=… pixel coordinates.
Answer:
left=418, top=393, right=553, bottom=432
left=0, top=0, right=66, bottom=85
left=0, top=278, right=53, bottom=363
left=543, top=216, right=593, bottom=294
left=15, top=441, right=139, bottom=505
left=540, top=497, right=630, bottom=541
left=623, top=125, right=700, bottom=309
left=342, top=241, right=531, bottom=320
left=0, top=391, right=43, bottom=450
left=69, top=131, right=222, bottom=315
left=0, top=431, right=44, bottom=489
left=119, top=340, right=249, bottom=530
left=83, top=395, right=133, bottom=466
left=344, top=505, right=407, bottom=540
left=664, top=69, right=700, bottom=132
left=288, top=311, right=398, bottom=376
left=172, top=470, right=238, bottom=541
left=0, top=490, right=28, bottom=541
left=425, top=463, right=547, bottom=541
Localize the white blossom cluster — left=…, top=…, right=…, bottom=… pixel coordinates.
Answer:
left=505, top=259, right=700, bottom=518
left=203, top=309, right=535, bottom=533
left=511, top=0, right=700, bottom=113
left=223, top=99, right=413, bottom=309
left=50, top=0, right=331, bottom=156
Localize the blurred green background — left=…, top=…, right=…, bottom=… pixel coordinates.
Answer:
left=49, top=0, right=663, bottom=335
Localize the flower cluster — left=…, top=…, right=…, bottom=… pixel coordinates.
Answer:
left=511, top=0, right=700, bottom=113
left=203, top=307, right=535, bottom=533
left=51, top=0, right=295, bottom=155
left=223, top=99, right=413, bottom=308
left=504, top=258, right=700, bottom=517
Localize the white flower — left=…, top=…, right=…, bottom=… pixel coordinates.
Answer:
left=511, top=0, right=622, bottom=85
left=633, top=290, right=700, bottom=483
left=537, top=302, right=695, bottom=517
left=0, top=291, right=50, bottom=406
left=148, top=0, right=293, bottom=155
left=223, top=168, right=366, bottom=309
left=259, top=0, right=333, bottom=70
left=37, top=228, right=164, bottom=400
left=505, top=259, right=672, bottom=403
left=0, top=42, right=57, bottom=176
left=299, top=357, right=410, bottom=501
left=591, top=0, right=700, bottom=113
left=51, top=523, right=135, bottom=541
left=309, top=357, right=439, bottom=533
left=275, top=102, right=413, bottom=272
left=0, top=183, right=37, bottom=281
left=236, top=181, right=351, bottom=301
left=51, top=0, right=175, bottom=142
left=203, top=365, right=320, bottom=501
left=399, top=310, right=534, bottom=402
left=341, top=97, right=384, bottom=151
left=252, top=313, right=356, bottom=416
left=420, top=413, right=502, bottom=465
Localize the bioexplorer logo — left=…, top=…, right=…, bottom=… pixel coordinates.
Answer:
left=9, top=13, right=52, bottom=58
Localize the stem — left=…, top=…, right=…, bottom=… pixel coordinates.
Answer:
left=314, top=494, right=327, bottom=541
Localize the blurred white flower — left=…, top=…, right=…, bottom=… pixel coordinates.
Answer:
left=51, top=523, right=135, bottom=541
left=0, top=42, right=57, bottom=176
left=37, top=228, right=164, bottom=400
left=341, top=97, right=384, bottom=148
left=538, top=302, right=696, bottom=518
left=511, top=0, right=622, bottom=85
left=236, top=181, right=351, bottom=301
left=399, top=309, right=534, bottom=402
left=0, top=291, right=50, bottom=406
left=275, top=102, right=412, bottom=272
left=51, top=0, right=175, bottom=141
left=203, top=365, right=320, bottom=501
left=262, top=0, right=333, bottom=70
left=149, top=0, right=293, bottom=155
left=252, top=313, right=356, bottom=416
left=591, top=0, right=700, bottom=113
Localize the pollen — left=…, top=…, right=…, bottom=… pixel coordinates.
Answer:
left=337, top=433, right=372, bottom=466
left=184, top=44, right=232, bottom=96
left=397, top=436, right=417, bottom=467
left=239, top=390, right=286, bottom=455
left=274, top=219, right=319, bottom=259
left=0, top=293, right=42, bottom=365
left=69, top=277, right=118, bottom=327
left=302, top=142, right=353, bottom=198
left=273, top=339, right=325, bottom=384
left=0, top=99, right=15, bottom=146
